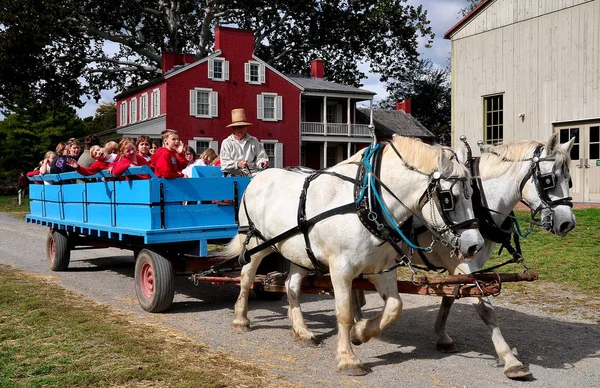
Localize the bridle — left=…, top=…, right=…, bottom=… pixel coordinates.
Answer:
left=471, top=141, right=573, bottom=232
left=376, top=142, right=479, bottom=253
left=515, top=145, right=573, bottom=229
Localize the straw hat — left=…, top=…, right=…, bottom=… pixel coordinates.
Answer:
left=227, top=108, right=253, bottom=128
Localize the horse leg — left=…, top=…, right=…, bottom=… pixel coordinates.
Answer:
left=232, top=249, right=269, bottom=332
left=286, top=264, right=318, bottom=346
left=330, top=270, right=366, bottom=376
left=473, top=297, right=532, bottom=380
left=350, top=271, right=402, bottom=346
left=351, top=289, right=366, bottom=323
left=434, top=296, right=458, bottom=353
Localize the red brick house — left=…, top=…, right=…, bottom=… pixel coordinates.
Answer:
left=114, top=27, right=375, bottom=170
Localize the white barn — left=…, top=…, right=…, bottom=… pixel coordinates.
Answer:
left=445, top=0, right=599, bottom=202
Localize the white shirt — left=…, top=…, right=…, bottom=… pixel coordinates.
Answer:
left=182, top=159, right=207, bottom=178
left=220, top=133, right=269, bottom=176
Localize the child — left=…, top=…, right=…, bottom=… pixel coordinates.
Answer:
left=104, top=141, right=119, bottom=163
left=110, top=137, right=151, bottom=180
left=66, top=146, right=112, bottom=176
left=182, top=146, right=206, bottom=178
left=151, top=129, right=187, bottom=179
left=200, top=148, right=221, bottom=166
left=136, top=135, right=152, bottom=162
left=149, top=140, right=159, bottom=156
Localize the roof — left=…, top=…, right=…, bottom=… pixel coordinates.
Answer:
left=356, top=108, right=435, bottom=139
left=287, top=76, right=375, bottom=96
left=114, top=76, right=165, bottom=100
left=444, top=0, right=493, bottom=39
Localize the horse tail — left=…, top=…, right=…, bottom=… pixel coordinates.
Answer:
left=221, top=234, right=244, bottom=258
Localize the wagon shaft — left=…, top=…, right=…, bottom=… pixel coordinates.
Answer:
left=191, top=271, right=538, bottom=298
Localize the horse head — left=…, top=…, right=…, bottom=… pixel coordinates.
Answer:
left=418, top=146, right=484, bottom=260
left=521, top=133, right=576, bottom=236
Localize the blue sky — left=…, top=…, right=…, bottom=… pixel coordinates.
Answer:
left=75, top=0, right=469, bottom=118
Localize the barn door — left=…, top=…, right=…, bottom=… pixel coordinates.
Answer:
left=556, top=124, right=600, bottom=202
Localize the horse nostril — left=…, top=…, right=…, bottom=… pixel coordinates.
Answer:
left=467, top=245, right=478, bottom=258
left=559, top=222, right=574, bottom=234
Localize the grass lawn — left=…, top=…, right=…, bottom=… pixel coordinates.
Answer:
left=0, top=194, right=29, bottom=213
left=0, top=265, right=292, bottom=388
left=497, top=208, right=600, bottom=294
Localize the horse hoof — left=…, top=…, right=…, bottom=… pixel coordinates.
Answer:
left=232, top=320, right=251, bottom=333
left=436, top=342, right=458, bottom=353
left=294, top=335, right=320, bottom=347
left=505, top=365, right=533, bottom=380
left=339, top=365, right=367, bottom=376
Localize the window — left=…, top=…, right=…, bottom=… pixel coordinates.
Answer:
left=559, top=127, right=580, bottom=160
left=140, top=93, right=149, bottom=120
left=245, top=61, right=265, bottom=84
left=129, top=98, right=137, bottom=124
left=190, top=88, right=218, bottom=118
left=326, top=103, right=343, bottom=123
left=120, top=101, right=128, bottom=126
left=208, top=58, right=229, bottom=81
left=257, top=93, right=282, bottom=121
left=151, top=89, right=160, bottom=117
left=189, top=138, right=218, bottom=154
left=262, top=141, right=283, bottom=168
left=483, top=94, right=503, bottom=145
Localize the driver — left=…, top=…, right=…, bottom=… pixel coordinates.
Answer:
left=220, top=108, right=269, bottom=176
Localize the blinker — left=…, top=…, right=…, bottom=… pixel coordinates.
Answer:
left=438, top=190, right=454, bottom=211
left=539, top=173, right=556, bottom=190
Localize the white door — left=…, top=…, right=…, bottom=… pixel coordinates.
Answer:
left=556, top=124, right=600, bottom=202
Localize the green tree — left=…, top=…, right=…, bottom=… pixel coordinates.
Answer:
left=82, top=103, right=117, bottom=134
left=0, top=106, right=87, bottom=174
left=377, top=59, right=451, bottom=145
left=0, top=0, right=433, bottom=112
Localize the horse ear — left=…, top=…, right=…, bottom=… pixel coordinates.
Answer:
left=547, top=132, right=559, bottom=153
left=454, top=144, right=469, bottom=165
left=561, top=136, right=576, bottom=154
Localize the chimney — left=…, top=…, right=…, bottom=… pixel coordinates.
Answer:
left=395, top=98, right=412, bottom=114
left=215, top=26, right=255, bottom=57
left=311, top=59, right=325, bottom=79
left=162, top=52, right=196, bottom=73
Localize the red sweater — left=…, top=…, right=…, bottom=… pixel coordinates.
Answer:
left=112, top=155, right=151, bottom=180
left=151, top=147, right=187, bottom=179
left=76, top=160, right=111, bottom=176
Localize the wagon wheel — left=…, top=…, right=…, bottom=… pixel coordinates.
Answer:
left=46, top=229, right=71, bottom=271
left=254, top=252, right=289, bottom=301
left=134, top=249, right=174, bottom=313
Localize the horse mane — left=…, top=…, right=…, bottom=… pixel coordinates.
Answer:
left=338, top=135, right=469, bottom=178
left=479, top=140, right=570, bottom=179
left=387, top=135, right=469, bottom=178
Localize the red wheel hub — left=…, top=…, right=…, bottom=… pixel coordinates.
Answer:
left=139, top=262, right=155, bottom=298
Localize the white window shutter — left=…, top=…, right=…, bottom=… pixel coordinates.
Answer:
left=190, top=90, right=197, bottom=116
left=224, top=60, right=229, bottom=80
left=208, top=58, right=214, bottom=79
left=209, top=91, right=218, bottom=117
left=187, top=139, right=196, bottom=148
left=154, top=89, right=160, bottom=116
left=245, top=63, right=250, bottom=82
left=257, top=94, right=264, bottom=120
left=259, top=64, right=265, bottom=84
left=209, top=140, right=218, bottom=152
left=275, top=142, right=283, bottom=168
left=275, top=95, right=283, bottom=120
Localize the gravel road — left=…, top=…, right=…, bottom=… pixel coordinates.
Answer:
left=1, top=213, right=598, bottom=388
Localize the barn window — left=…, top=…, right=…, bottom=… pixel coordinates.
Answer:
left=261, top=141, right=283, bottom=167
left=208, top=58, right=229, bottom=81
left=484, top=94, right=503, bottom=145
left=257, top=93, right=282, bottom=121
left=120, top=101, right=128, bottom=126
left=129, top=98, right=137, bottom=124
left=245, top=61, right=265, bottom=84
left=151, top=88, right=160, bottom=117
left=140, top=93, right=149, bottom=120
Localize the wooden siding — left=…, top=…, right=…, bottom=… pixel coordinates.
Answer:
left=450, top=0, right=600, bottom=148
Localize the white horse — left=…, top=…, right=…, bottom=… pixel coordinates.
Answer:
left=224, top=135, right=484, bottom=375
left=404, top=133, right=576, bottom=379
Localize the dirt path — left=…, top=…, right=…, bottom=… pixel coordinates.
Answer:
left=1, top=213, right=599, bottom=387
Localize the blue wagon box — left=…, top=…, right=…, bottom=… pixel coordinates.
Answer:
left=27, top=166, right=250, bottom=249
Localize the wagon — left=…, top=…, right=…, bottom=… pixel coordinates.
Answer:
left=26, top=166, right=536, bottom=313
